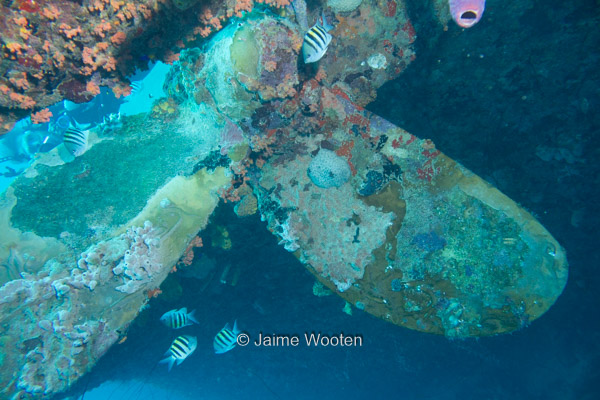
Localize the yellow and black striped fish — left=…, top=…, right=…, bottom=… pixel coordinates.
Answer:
left=160, top=335, right=197, bottom=371
left=213, top=320, right=240, bottom=354
left=302, top=13, right=334, bottom=64
left=63, top=126, right=88, bottom=157
left=160, top=308, right=199, bottom=329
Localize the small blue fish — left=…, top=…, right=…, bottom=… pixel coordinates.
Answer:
left=213, top=320, right=240, bottom=354
left=129, top=80, right=144, bottom=95
left=160, top=308, right=199, bottom=329
left=159, top=335, right=197, bottom=371
left=302, top=12, right=334, bottom=64
left=63, top=126, right=88, bottom=157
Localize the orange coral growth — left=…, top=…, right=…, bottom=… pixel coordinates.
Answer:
left=93, top=20, right=113, bottom=38
left=86, top=81, right=101, bottom=96
left=195, top=25, right=213, bottom=38
left=59, top=24, right=83, bottom=39
left=146, top=288, right=162, bottom=298
left=276, top=81, right=296, bottom=98
left=164, top=50, right=180, bottom=64
left=9, top=93, right=36, bottom=109
left=180, top=236, right=203, bottom=266
left=111, top=0, right=125, bottom=12
left=82, top=43, right=115, bottom=73
left=9, top=72, right=30, bottom=91
left=112, top=84, right=131, bottom=98
left=13, top=16, right=28, bottom=27
left=88, top=0, right=105, bottom=13
left=336, top=141, right=354, bottom=158
left=42, top=5, right=61, bottom=20
left=53, top=52, right=66, bottom=68
left=219, top=185, right=242, bottom=203
left=264, top=60, right=277, bottom=72
left=31, top=108, right=53, bottom=124
left=250, top=133, right=276, bottom=156
left=138, top=4, right=153, bottom=19
left=110, top=31, right=127, bottom=44
left=260, top=0, right=291, bottom=7
left=6, top=43, right=24, bottom=55
left=200, top=8, right=223, bottom=32
left=227, top=0, right=291, bottom=18
left=82, top=47, right=95, bottom=66
left=19, top=27, right=32, bottom=41
left=65, top=42, right=77, bottom=53
left=103, top=56, right=117, bottom=71
left=231, top=0, right=253, bottom=18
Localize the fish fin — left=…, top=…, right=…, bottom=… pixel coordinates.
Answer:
left=159, top=356, right=175, bottom=372
left=180, top=307, right=187, bottom=314
left=71, top=120, right=92, bottom=130
left=320, top=11, right=334, bottom=32
left=188, top=309, right=199, bottom=325
left=176, top=358, right=184, bottom=366
left=233, top=319, right=239, bottom=334
left=223, top=323, right=231, bottom=331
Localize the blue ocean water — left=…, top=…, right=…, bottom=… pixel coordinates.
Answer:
left=1, top=0, right=597, bottom=399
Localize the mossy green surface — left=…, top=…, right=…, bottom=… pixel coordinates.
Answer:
left=230, top=24, right=259, bottom=79
left=10, top=112, right=218, bottom=244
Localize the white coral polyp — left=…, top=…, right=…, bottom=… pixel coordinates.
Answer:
left=327, top=0, right=362, bottom=13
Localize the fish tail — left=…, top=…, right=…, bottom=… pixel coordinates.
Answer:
left=320, top=10, right=334, bottom=32
left=188, top=309, right=199, bottom=325
left=159, top=356, right=175, bottom=372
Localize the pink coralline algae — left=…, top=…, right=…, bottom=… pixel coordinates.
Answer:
left=0, top=269, right=118, bottom=398
left=261, top=154, right=394, bottom=292
left=0, top=220, right=166, bottom=397
left=112, top=221, right=162, bottom=294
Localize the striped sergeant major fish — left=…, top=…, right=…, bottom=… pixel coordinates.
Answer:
left=302, top=12, right=334, bottom=64
left=63, top=126, right=88, bottom=157
left=160, top=308, right=199, bottom=329
left=213, top=320, right=241, bottom=354
left=129, top=80, right=143, bottom=95
left=159, top=335, right=197, bottom=371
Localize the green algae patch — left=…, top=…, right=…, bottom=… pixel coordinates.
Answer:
left=228, top=143, right=249, bottom=162
left=199, top=23, right=260, bottom=121
left=0, top=187, right=68, bottom=285
left=9, top=111, right=219, bottom=250
left=231, top=24, right=259, bottom=78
